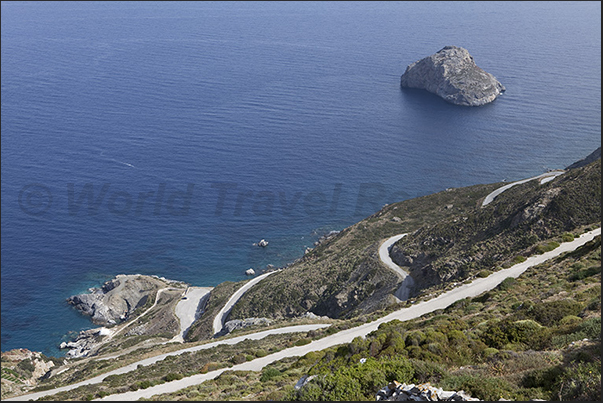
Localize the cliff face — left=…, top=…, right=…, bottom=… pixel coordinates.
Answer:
left=565, top=146, right=601, bottom=170
left=390, top=158, right=601, bottom=291
left=400, top=46, right=505, bottom=106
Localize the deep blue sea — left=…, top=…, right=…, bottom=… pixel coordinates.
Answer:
left=1, top=1, right=601, bottom=356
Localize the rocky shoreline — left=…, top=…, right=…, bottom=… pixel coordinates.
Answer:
left=66, top=274, right=184, bottom=326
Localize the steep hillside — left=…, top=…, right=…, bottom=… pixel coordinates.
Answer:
left=227, top=159, right=600, bottom=323
left=226, top=183, right=503, bottom=323
left=391, top=159, right=601, bottom=291
left=145, top=234, right=602, bottom=401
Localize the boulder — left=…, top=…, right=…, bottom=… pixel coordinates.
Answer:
left=376, top=381, right=480, bottom=401
left=245, top=268, right=256, bottom=276
left=221, top=317, right=271, bottom=335
left=400, top=46, right=505, bottom=106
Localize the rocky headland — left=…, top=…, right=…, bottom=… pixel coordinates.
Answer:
left=66, top=274, right=181, bottom=326
left=566, top=146, right=601, bottom=170
left=400, top=46, right=505, bottom=106
left=61, top=274, right=186, bottom=358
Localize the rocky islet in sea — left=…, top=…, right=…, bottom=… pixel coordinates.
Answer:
left=400, top=45, right=505, bottom=106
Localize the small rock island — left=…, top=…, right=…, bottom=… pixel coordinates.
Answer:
left=400, top=46, right=505, bottom=106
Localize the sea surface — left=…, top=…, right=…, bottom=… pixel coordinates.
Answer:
left=1, top=1, right=600, bottom=356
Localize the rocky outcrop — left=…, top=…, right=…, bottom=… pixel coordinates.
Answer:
left=299, top=311, right=329, bottom=320
left=66, top=274, right=171, bottom=326
left=565, top=147, right=601, bottom=170
left=59, top=327, right=111, bottom=358
left=219, top=317, right=271, bottom=336
left=400, top=46, right=505, bottom=106
left=254, top=239, right=269, bottom=247
left=376, top=381, right=479, bottom=401
left=0, top=349, right=60, bottom=398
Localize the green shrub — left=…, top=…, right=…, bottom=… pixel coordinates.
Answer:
left=472, top=292, right=491, bottom=303
left=513, top=255, right=527, bottom=264
left=407, top=345, right=425, bottom=359
left=497, top=277, right=516, bottom=291
left=410, top=359, right=448, bottom=384
left=405, top=330, right=426, bottom=347
left=482, top=319, right=550, bottom=350
left=164, top=373, right=183, bottom=382
left=231, top=353, right=247, bottom=365
left=523, top=365, right=563, bottom=391
left=294, top=338, right=311, bottom=346
left=562, top=233, right=576, bottom=242
left=254, top=349, right=268, bottom=358
left=260, top=367, right=281, bottom=383
left=569, top=265, right=601, bottom=281
left=535, top=241, right=560, bottom=254
left=556, top=362, right=601, bottom=401
left=559, top=315, right=582, bottom=327
left=446, top=329, right=467, bottom=345
left=482, top=347, right=499, bottom=359
left=442, top=374, right=515, bottom=401
left=16, top=359, right=35, bottom=374
left=304, top=356, right=414, bottom=400
left=477, top=270, right=492, bottom=278
left=294, top=382, right=324, bottom=400
left=138, top=380, right=153, bottom=389
left=526, top=300, right=583, bottom=326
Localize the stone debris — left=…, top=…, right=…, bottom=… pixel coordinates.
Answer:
left=294, top=375, right=316, bottom=390
left=376, top=382, right=480, bottom=401
left=59, top=327, right=108, bottom=358
left=299, top=311, right=329, bottom=320
left=219, top=317, right=271, bottom=336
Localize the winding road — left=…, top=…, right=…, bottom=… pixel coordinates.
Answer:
left=94, top=227, right=600, bottom=401
left=379, top=234, right=415, bottom=301
left=481, top=170, right=565, bottom=207
left=4, top=324, right=330, bottom=402
left=212, top=270, right=280, bottom=335
left=378, top=234, right=408, bottom=278
left=4, top=169, right=594, bottom=401
left=6, top=227, right=599, bottom=401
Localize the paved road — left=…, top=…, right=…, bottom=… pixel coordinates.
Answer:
left=481, top=170, right=565, bottom=207
left=379, top=234, right=415, bottom=301
left=378, top=234, right=408, bottom=278
left=172, top=287, right=213, bottom=342
left=96, top=227, right=600, bottom=401
left=212, top=270, right=280, bottom=335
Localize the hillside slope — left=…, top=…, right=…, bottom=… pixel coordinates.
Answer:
left=391, top=159, right=601, bottom=291
left=146, top=233, right=602, bottom=401
left=226, top=159, right=600, bottom=324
